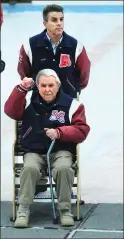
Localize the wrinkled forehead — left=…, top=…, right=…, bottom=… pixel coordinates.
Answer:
left=47, top=11, right=64, bottom=20
left=38, top=75, right=57, bottom=85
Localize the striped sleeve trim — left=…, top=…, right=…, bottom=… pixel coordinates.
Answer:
left=69, top=99, right=80, bottom=122
left=25, top=91, right=33, bottom=109
left=75, top=41, right=84, bottom=62
left=23, top=39, right=32, bottom=64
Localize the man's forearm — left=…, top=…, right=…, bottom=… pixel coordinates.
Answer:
left=4, top=86, right=26, bottom=120
left=17, top=45, right=32, bottom=79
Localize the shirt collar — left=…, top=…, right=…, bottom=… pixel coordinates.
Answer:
left=46, top=32, right=63, bottom=46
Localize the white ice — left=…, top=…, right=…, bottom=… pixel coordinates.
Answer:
left=1, top=10, right=123, bottom=203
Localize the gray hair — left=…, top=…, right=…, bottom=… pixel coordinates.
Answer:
left=36, top=69, right=61, bottom=86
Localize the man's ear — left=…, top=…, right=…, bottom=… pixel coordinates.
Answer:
left=57, top=82, right=61, bottom=91
left=36, top=83, right=39, bottom=89
left=43, top=21, right=47, bottom=28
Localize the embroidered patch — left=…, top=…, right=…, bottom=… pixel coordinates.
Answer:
left=49, top=110, right=65, bottom=123
left=59, top=54, right=71, bottom=68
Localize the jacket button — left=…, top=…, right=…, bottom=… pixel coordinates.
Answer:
left=53, top=59, right=55, bottom=61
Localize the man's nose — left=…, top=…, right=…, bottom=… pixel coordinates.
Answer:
left=57, top=20, right=62, bottom=25
left=45, top=86, right=50, bottom=91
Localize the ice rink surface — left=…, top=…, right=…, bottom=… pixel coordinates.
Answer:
left=1, top=3, right=123, bottom=203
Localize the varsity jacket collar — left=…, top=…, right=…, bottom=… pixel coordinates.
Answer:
left=35, top=29, right=73, bottom=48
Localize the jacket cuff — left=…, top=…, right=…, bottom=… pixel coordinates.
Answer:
left=17, top=84, right=28, bottom=93
left=56, top=128, right=62, bottom=139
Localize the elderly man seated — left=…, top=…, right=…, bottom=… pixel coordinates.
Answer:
left=4, top=69, right=90, bottom=228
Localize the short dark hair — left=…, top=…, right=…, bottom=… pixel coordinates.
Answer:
left=43, top=4, right=64, bottom=21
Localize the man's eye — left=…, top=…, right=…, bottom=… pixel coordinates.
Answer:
left=52, top=19, right=57, bottom=22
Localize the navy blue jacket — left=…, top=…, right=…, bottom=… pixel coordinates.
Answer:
left=20, top=90, right=77, bottom=155
left=18, top=29, right=91, bottom=98
left=4, top=87, right=90, bottom=158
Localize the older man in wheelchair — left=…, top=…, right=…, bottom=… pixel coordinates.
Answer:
left=4, top=69, right=90, bottom=228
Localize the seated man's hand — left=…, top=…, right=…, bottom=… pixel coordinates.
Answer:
left=20, top=77, right=34, bottom=90
left=44, top=128, right=59, bottom=140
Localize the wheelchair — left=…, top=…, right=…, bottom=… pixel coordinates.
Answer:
left=10, top=120, right=84, bottom=223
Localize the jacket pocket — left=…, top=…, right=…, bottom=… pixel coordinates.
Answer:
left=66, top=77, right=76, bottom=92
left=22, top=126, right=32, bottom=139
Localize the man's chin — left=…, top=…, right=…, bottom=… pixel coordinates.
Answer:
left=55, top=30, right=63, bottom=35
left=42, top=95, right=56, bottom=103
left=46, top=100, right=53, bottom=103
left=44, top=97, right=53, bottom=103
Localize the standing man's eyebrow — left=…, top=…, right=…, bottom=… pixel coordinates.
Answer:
left=51, top=17, right=64, bottom=20
left=51, top=17, right=57, bottom=20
